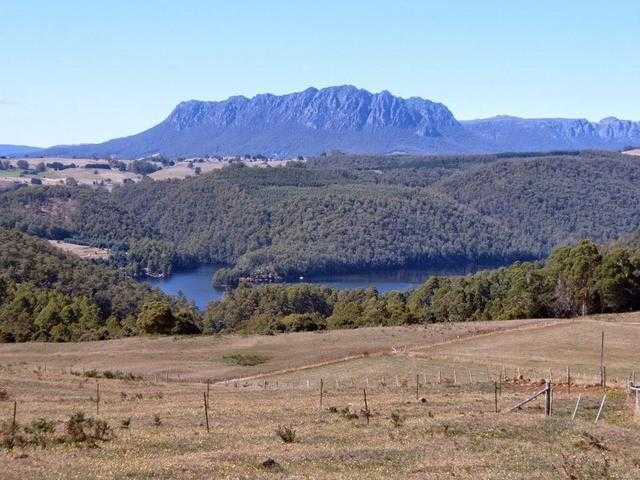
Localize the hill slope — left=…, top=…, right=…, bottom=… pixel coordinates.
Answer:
left=2, top=151, right=640, bottom=285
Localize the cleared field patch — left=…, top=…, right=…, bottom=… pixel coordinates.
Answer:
left=0, top=320, right=541, bottom=383
left=47, top=240, right=111, bottom=260
left=44, top=167, right=140, bottom=186
left=419, top=313, right=640, bottom=384
left=0, top=354, right=638, bottom=479
left=623, top=149, right=640, bottom=156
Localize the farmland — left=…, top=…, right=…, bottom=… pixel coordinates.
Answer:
left=0, top=156, right=296, bottom=188
left=2, top=314, right=640, bottom=479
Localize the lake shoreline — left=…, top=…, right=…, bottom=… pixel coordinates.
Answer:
left=143, top=259, right=523, bottom=310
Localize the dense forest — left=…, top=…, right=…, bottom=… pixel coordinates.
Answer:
left=0, top=229, right=200, bottom=342
left=204, top=239, right=640, bottom=334
left=1, top=151, right=639, bottom=287
left=2, top=230, right=640, bottom=342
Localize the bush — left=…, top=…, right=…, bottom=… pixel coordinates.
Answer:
left=275, top=425, right=296, bottom=443
left=222, top=352, right=269, bottom=366
left=64, top=412, right=114, bottom=446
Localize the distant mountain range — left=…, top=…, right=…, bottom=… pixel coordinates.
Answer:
left=0, top=144, right=43, bottom=157
left=16, top=86, right=640, bottom=158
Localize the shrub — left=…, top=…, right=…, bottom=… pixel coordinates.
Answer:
left=390, top=411, right=404, bottom=428
left=222, top=352, right=269, bottom=366
left=64, top=412, right=114, bottom=446
left=23, top=418, right=56, bottom=447
left=275, top=425, right=296, bottom=443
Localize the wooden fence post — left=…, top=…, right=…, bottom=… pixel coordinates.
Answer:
left=567, top=367, right=571, bottom=395
left=544, top=382, right=551, bottom=416
left=494, top=381, right=498, bottom=413
left=572, top=394, right=582, bottom=420
left=595, top=394, right=606, bottom=423
left=319, top=378, right=324, bottom=411
left=96, top=381, right=100, bottom=415
left=11, top=400, right=16, bottom=445
left=363, top=388, right=370, bottom=425
left=415, top=374, right=419, bottom=400
left=203, top=392, right=210, bottom=432
left=600, top=331, right=605, bottom=387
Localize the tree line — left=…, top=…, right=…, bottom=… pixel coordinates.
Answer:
left=0, top=229, right=200, bottom=342
left=203, top=239, right=640, bottom=334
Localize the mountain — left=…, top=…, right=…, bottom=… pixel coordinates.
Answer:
left=462, top=116, right=640, bottom=152
left=39, top=86, right=640, bottom=158
left=0, top=144, right=43, bottom=157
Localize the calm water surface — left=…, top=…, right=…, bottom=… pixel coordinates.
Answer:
left=144, top=264, right=477, bottom=309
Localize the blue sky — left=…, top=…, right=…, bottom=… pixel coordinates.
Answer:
left=1, top=0, right=638, bottom=147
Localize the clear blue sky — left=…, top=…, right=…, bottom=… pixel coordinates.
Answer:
left=1, top=0, right=638, bottom=147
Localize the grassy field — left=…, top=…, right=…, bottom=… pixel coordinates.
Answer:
left=2, top=314, right=640, bottom=479
left=47, top=240, right=111, bottom=261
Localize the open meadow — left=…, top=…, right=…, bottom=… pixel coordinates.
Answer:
left=2, top=314, right=640, bottom=479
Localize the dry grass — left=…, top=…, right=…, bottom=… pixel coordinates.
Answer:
left=2, top=314, right=640, bottom=479
left=421, top=313, right=640, bottom=383
left=48, top=240, right=111, bottom=261
left=0, top=320, right=541, bottom=383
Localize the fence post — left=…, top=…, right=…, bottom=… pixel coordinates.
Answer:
left=96, top=381, right=100, bottom=415
left=416, top=374, right=419, bottom=401
left=363, top=388, right=370, bottom=425
left=595, top=394, right=606, bottom=423
left=11, top=400, right=16, bottom=446
left=203, top=392, right=210, bottom=433
left=572, top=394, right=581, bottom=420
left=544, top=382, right=551, bottom=416
left=494, top=381, right=498, bottom=413
left=600, top=331, right=605, bottom=387
left=319, top=378, right=324, bottom=411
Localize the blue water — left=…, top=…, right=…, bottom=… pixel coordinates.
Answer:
left=144, top=264, right=476, bottom=310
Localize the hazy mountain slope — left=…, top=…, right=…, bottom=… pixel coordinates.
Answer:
left=30, top=86, right=640, bottom=158
left=42, top=86, right=475, bottom=158
left=0, top=144, right=43, bottom=156
left=463, top=116, right=640, bottom=152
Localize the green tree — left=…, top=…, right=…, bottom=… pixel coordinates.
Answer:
left=136, top=301, right=175, bottom=335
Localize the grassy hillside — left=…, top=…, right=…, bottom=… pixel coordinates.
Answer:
left=1, top=314, right=640, bottom=479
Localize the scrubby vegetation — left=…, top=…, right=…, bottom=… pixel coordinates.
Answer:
left=0, top=229, right=200, bottom=342
left=0, top=411, right=114, bottom=450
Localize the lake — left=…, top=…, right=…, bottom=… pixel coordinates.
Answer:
left=144, top=263, right=478, bottom=309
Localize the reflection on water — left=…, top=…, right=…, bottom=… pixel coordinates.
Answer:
left=144, top=264, right=478, bottom=310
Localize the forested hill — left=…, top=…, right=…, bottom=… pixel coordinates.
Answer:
left=0, top=229, right=200, bottom=342
left=1, top=151, right=640, bottom=286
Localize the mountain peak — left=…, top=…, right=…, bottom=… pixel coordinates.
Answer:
left=36, top=86, right=640, bottom=158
